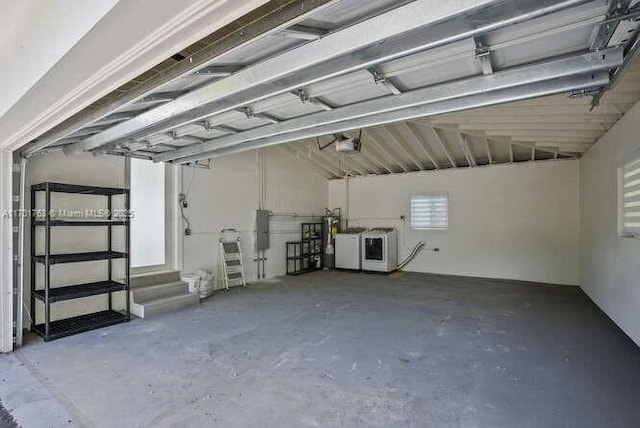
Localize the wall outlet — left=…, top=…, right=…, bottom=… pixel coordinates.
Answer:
left=179, top=193, right=188, bottom=208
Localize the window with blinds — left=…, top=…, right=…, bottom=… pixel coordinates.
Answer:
left=411, top=194, right=449, bottom=230
left=621, top=156, right=640, bottom=237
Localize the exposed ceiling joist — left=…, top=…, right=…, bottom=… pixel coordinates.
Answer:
left=337, top=150, right=373, bottom=175
left=428, top=113, right=620, bottom=124
left=484, top=137, right=494, bottom=165
left=358, top=139, right=396, bottom=174
left=379, top=126, right=424, bottom=170
left=486, top=130, right=601, bottom=138
left=352, top=153, right=384, bottom=175
left=457, top=123, right=610, bottom=131
left=425, top=126, right=457, bottom=168
left=278, top=144, right=334, bottom=177
left=402, top=122, right=440, bottom=169
left=364, top=129, right=410, bottom=172
left=446, top=127, right=476, bottom=166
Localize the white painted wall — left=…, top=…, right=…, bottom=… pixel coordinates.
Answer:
left=182, top=148, right=328, bottom=287
left=581, top=101, right=640, bottom=346
left=17, top=145, right=326, bottom=328
left=329, top=160, right=581, bottom=285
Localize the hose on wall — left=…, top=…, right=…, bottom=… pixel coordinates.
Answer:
left=394, top=241, right=425, bottom=272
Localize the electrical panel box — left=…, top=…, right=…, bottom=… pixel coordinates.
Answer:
left=256, top=210, right=270, bottom=250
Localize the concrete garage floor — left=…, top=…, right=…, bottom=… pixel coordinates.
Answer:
left=2, top=271, right=640, bottom=427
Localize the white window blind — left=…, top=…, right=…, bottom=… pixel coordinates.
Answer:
left=621, top=156, right=640, bottom=236
left=411, top=194, right=449, bottom=230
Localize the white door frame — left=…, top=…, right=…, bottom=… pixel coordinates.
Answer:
left=130, top=161, right=182, bottom=275
left=1, top=149, right=14, bottom=353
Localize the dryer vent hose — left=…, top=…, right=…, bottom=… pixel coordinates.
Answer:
left=394, top=241, right=425, bottom=272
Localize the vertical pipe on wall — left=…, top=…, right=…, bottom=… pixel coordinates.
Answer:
left=262, top=149, right=266, bottom=279
left=345, top=176, right=350, bottom=231
left=256, top=150, right=261, bottom=280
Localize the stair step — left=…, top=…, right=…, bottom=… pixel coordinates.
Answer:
left=131, top=281, right=189, bottom=303
left=131, top=293, right=199, bottom=318
left=130, top=271, right=181, bottom=288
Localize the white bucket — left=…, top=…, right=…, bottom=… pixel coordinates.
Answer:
left=180, top=274, right=201, bottom=294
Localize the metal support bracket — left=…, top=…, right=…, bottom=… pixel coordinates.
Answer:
left=367, top=66, right=402, bottom=95
left=241, top=107, right=255, bottom=119
left=474, top=35, right=494, bottom=75
left=192, top=64, right=245, bottom=77
left=590, top=0, right=634, bottom=50
left=569, top=87, right=602, bottom=98
left=197, top=119, right=214, bottom=131
left=295, top=89, right=312, bottom=104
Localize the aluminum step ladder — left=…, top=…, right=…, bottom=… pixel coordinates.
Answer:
left=219, top=229, right=246, bottom=291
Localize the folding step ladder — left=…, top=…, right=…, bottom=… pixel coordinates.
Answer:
left=219, top=229, right=247, bottom=291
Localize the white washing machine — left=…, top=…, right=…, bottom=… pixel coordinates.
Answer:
left=335, top=229, right=365, bottom=270
left=361, top=229, right=397, bottom=272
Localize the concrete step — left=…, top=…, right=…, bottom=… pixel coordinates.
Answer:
left=130, top=271, right=181, bottom=288
left=131, top=293, right=199, bottom=318
left=131, top=281, right=189, bottom=303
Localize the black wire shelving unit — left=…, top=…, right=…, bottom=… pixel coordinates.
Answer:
left=30, top=182, right=131, bottom=341
left=286, top=222, right=324, bottom=275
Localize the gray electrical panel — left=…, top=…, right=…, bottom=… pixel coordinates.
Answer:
left=256, top=210, right=270, bottom=250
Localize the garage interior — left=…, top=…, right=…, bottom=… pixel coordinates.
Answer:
left=1, top=0, right=640, bottom=426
